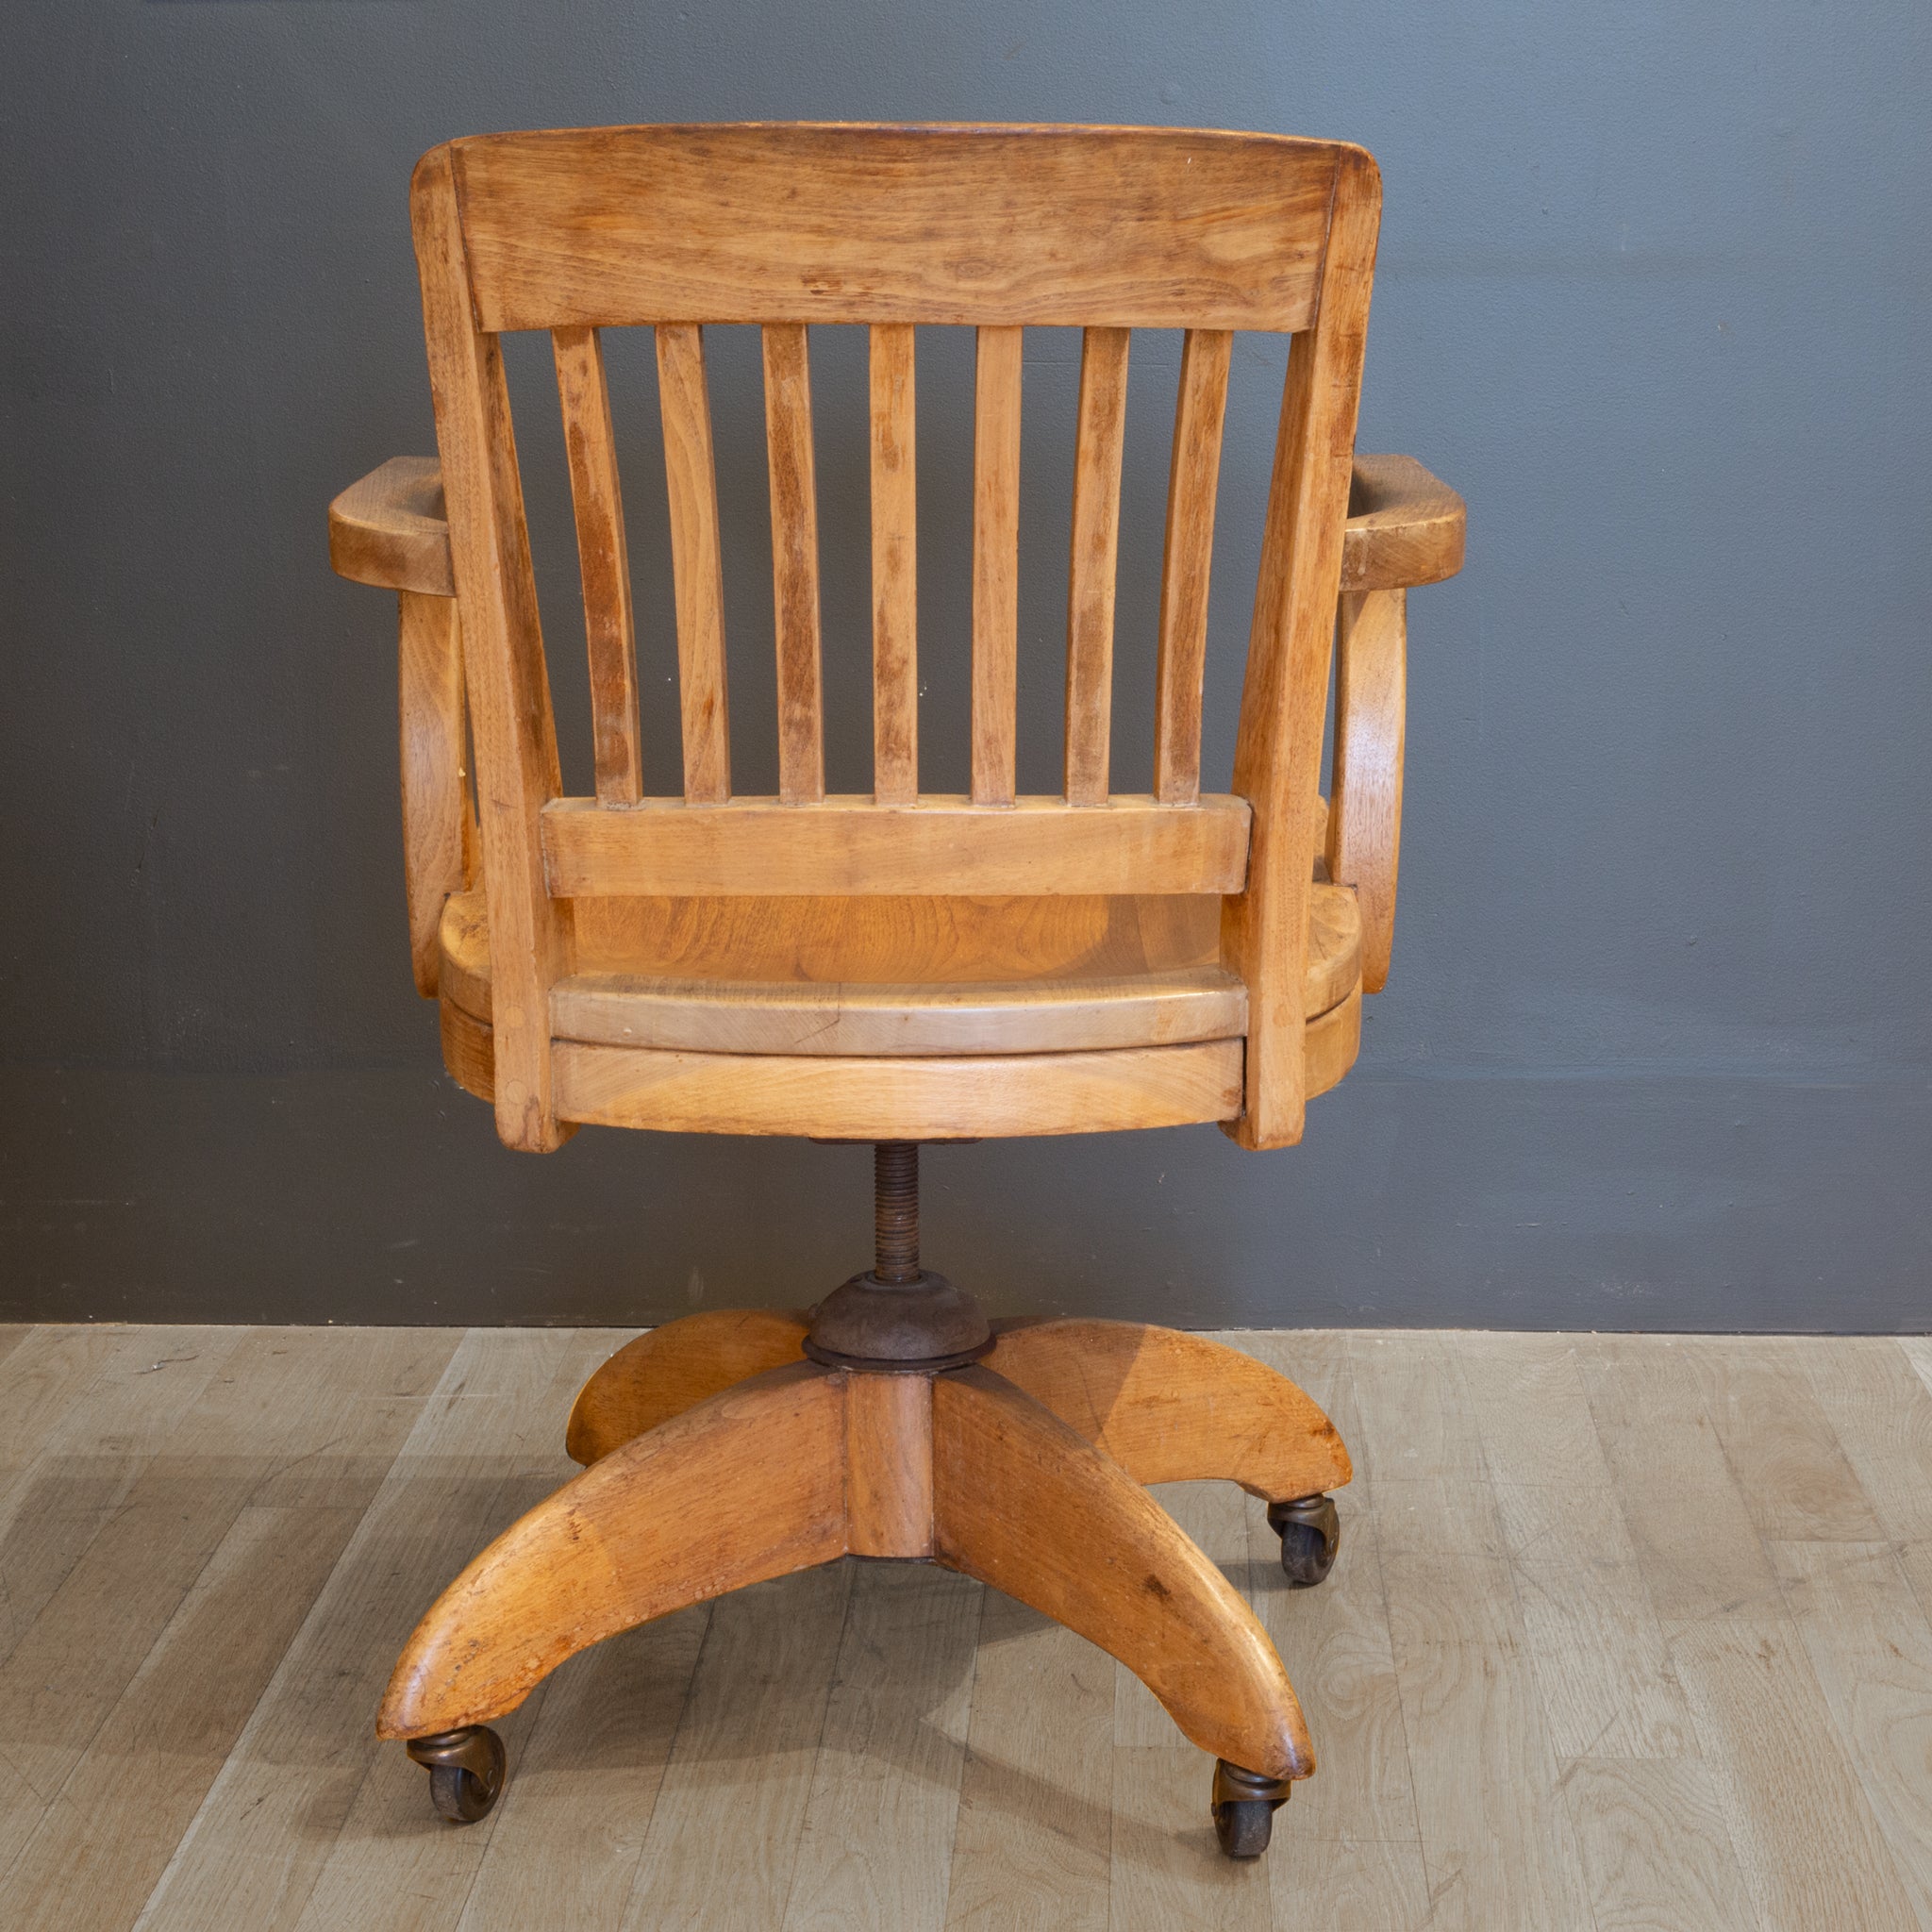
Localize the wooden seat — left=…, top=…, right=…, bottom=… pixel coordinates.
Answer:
left=327, top=122, right=1463, bottom=1857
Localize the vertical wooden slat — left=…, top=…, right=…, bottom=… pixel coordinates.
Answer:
left=971, top=325, right=1024, bottom=806
left=1153, top=329, right=1233, bottom=806
left=655, top=323, right=731, bottom=803
left=762, top=325, right=825, bottom=805
left=869, top=324, right=918, bottom=805
left=1064, top=326, right=1131, bottom=806
left=1221, top=150, right=1380, bottom=1150
left=410, top=147, right=574, bottom=1153
left=552, top=325, right=642, bottom=804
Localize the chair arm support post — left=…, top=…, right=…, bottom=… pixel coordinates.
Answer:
left=1326, top=587, right=1406, bottom=993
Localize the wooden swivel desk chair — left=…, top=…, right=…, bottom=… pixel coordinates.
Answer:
left=328, top=123, right=1463, bottom=1860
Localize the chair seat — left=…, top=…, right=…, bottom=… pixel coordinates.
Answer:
left=434, top=886, right=1362, bottom=1138
left=437, top=886, right=1360, bottom=1055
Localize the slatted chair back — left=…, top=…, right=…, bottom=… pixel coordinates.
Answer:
left=409, top=123, right=1380, bottom=1153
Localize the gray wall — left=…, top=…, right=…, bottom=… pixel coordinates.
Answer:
left=4, top=3, right=1928, bottom=1331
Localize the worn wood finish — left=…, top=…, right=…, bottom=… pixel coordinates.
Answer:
left=846, top=1372, right=936, bottom=1557
left=1340, top=452, right=1467, bottom=594
left=378, top=1362, right=847, bottom=1738
left=869, top=323, right=919, bottom=805
left=550, top=965, right=1248, bottom=1058
left=656, top=322, right=731, bottom=804
left=762, top=323, right=825, bottom=804
left=1327, top=587, right=1406, bottom=992
left=396, top=591, right=471, bottom=996
left=970, top=325, right=1024, bottom=806
left=441, top=959, right=1357, bottom=1117
left=1222, top=147, right=1380, bottom=1149
left=411, top=146, right=575, bottom=1152
left=441, top=884, right=1359, bottom=1021
left=566, top=1308, right=810, bottom=1464
left=932, top=1365, right=1313, bottom=1780
left=990, top=1319, right=1351, bottom=1500
left=327, top=455, right=456, bottom=596
left=553, top=325, right=643, bottom=803
left=1153, top=329, right=1233, bottom=806
left=446, top=125, right=1337, bottom=333
left=552, top=1037, right=1245, bottom=1139
left=541, top=793, right=1251, bottom=899
left=1064, top=327, right=1131, bottom=806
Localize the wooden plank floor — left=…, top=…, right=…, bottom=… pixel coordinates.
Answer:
left=0, top=1326, right=1928, bottom=1930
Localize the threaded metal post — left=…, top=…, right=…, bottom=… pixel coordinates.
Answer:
left=874, top=1141, right=920, bottom=1284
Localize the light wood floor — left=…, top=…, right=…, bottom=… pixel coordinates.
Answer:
left=1, top=1324, right=1930, bottom=1930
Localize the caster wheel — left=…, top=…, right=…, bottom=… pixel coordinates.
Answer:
left=1269, top=1493, right=1340, bottom=1587
left=1213, top=1797, right=1274, bottom=1858
left=1211, top=1759, right=1290, bottom=1860
left=406, top=1725, right=506, bottom=1824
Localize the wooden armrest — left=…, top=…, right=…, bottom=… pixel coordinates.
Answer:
left=328, top=457, right=456, bottom=596
left=1340, top=454, right=1465, bottom=594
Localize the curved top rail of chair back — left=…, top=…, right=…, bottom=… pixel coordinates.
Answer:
left=408, top=123, right=1382, bottom=1153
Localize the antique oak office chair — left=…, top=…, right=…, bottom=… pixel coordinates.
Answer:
left=328, top=124, right=1463, bottom=1859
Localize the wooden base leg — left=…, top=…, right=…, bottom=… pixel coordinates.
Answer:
left=988, top=1318, right=1351, bottom=1501
left=379, top=1360, right=843, bottom=1740
left=565, top=1307, right=810, bottom=1465
left=931, top=1365, right=1314, bottom=1782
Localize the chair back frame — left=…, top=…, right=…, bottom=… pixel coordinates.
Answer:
left=408, top=123, right=1380, bottom=1152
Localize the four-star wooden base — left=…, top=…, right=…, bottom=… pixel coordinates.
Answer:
left=377, top=1147, right=1350, bottom=1860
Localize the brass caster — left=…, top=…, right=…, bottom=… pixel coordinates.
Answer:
left=1269, top=1492, right=1341, bottom=1588
left=1211, top=1758, right=1291, bottom=1858
left=407, top=1725, right=506, bottom=1824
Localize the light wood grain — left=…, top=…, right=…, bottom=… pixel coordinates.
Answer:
left=932, top=1366, right=1312, bottom=1779
left=1685, top=1336, right=1888, bottom=1542
left=656, top=322, right=731, bottom=804
left=6, top=1327, right=1932, bottom=1930
left=845, top=1370, right=934, bottom=1558
left=566, top=1307, right=809, bottom=1465
left=1153, top=328, right=1232, bottom=807
left=458, top=1604, right=708, bottom=1932
left=413, top=147, right=575, bottom=1151
left=1222, top=147, right=1380, bottom=1149
left=780, top=1564, right=979, bottom=1932
left=1773, top=1539, right=1932, bottom=1916
left=990, top=1319, right=1349, bottom=1499
left=944, top=1582, right=1113, bottom=1930
left=327, top=455, right=456, bottom=596
left=1064, top=327, right=1130, bottom=806
left=378, top=1363, right=847, bottom=1736
left=970, top=325, right=1024, bottom=808
left=621, top=1564, right=853, bottom=1931
left=1340, top=452, right=1467, bottom=594
left=553, top=325, right=643, bottom=804
left=1666, top=1599, right=1922, bottom=1930
left=552, top=967, right=1248, bottom=1058
left=869, top=323, right=918, bottom=806
left=764, top=323, right=825, bottom=805
left=1560, top=1758, right=1759, bottom=1932
left=541, top=793, right=1252, bottom=898
left=397, top=591, right=471, bottom=996
left=1327, top=587, right=1405, bottom=993
left=541, top=791, right=1252, bottom=896
left=553, top=1038, right=1244, bottom=1140
left=446, top=879, right=1357, bottom=1020
left=445, top=125, right=1337, bottom=332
